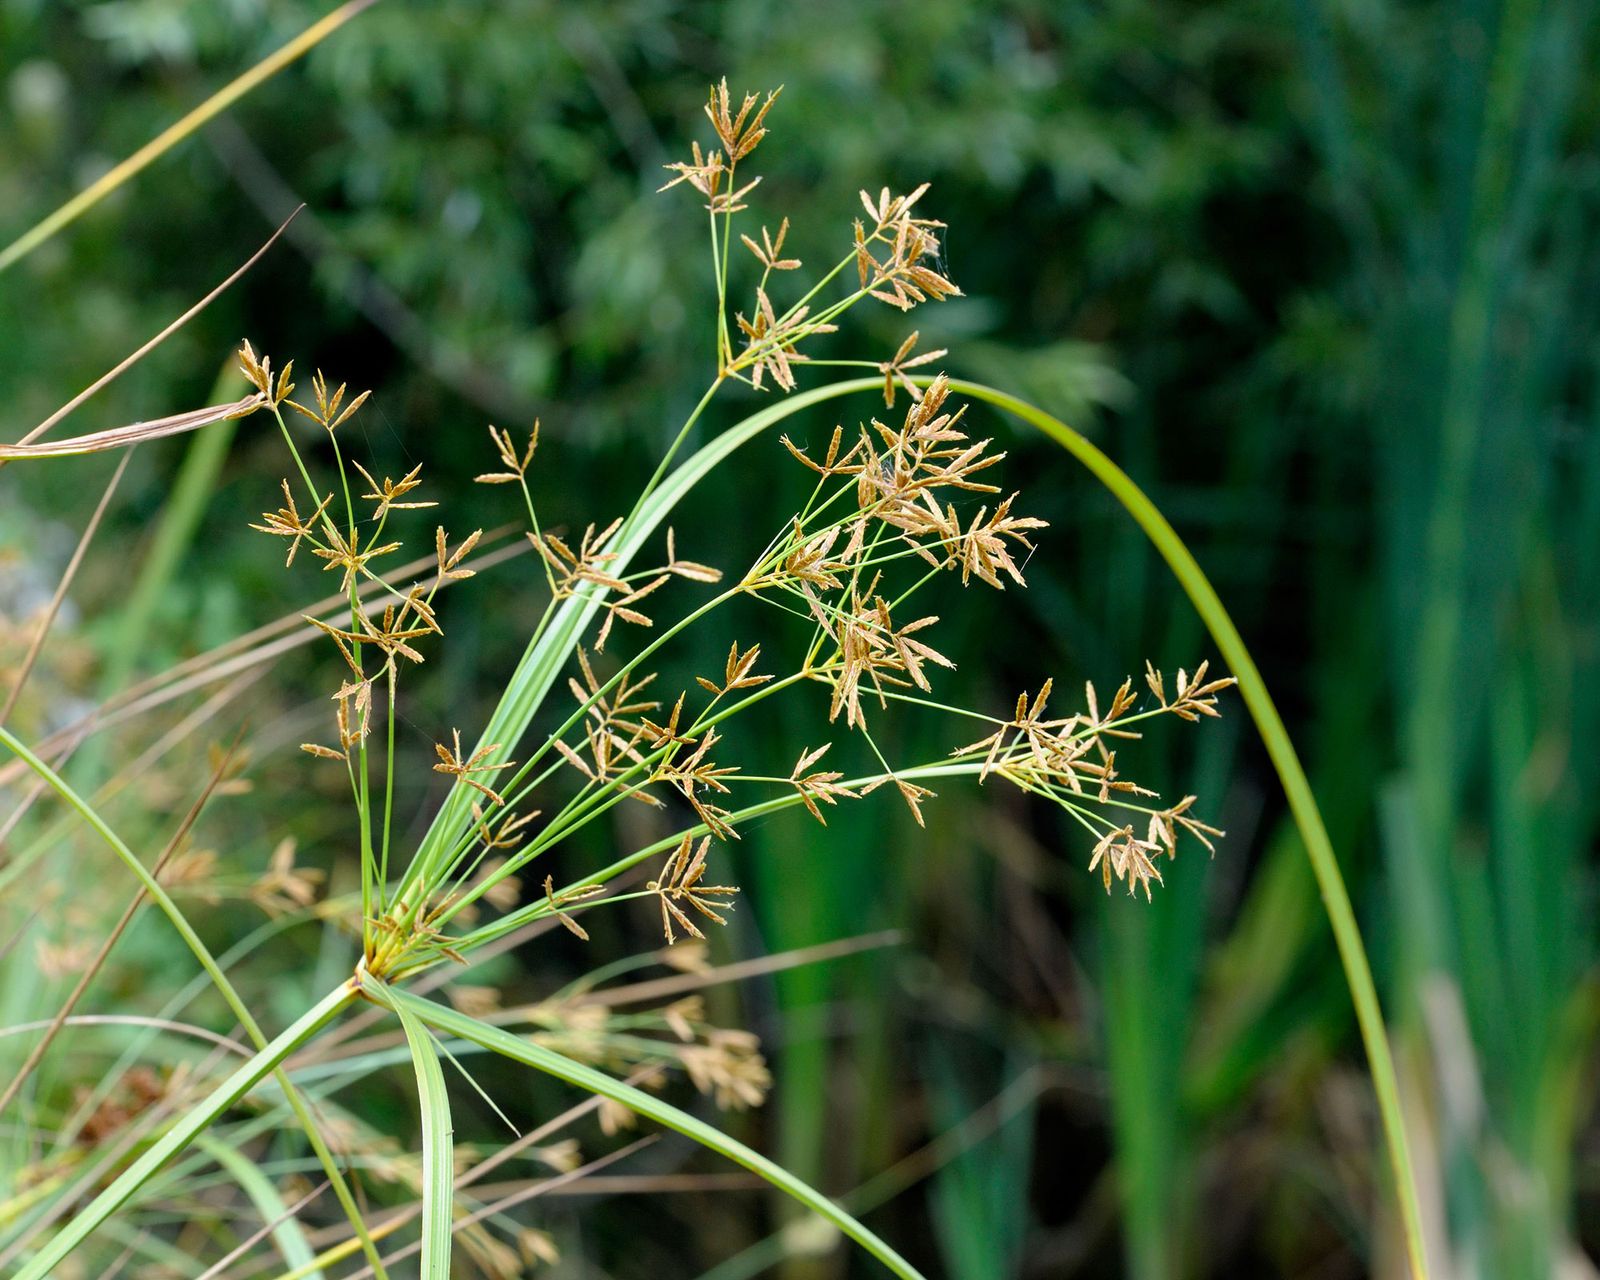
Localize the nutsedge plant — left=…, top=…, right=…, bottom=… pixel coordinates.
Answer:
left=233, top=83, right=1230, bottom=983
left=3, top=80, right=1248, bottom=1280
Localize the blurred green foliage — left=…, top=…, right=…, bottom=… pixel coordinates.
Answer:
left=2, top=0, right=1598, bottom=1276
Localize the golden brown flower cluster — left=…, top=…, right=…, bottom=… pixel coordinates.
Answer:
left=240, top=75, right=1237, bottom=1001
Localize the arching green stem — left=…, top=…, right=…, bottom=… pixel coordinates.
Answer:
left=942, top=377, right=1428, bottom=1280
left=396, top=368, right=1424, bottom=1277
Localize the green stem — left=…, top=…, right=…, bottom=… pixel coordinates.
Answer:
left=628, top=378, right=725, bottom=536
left=379, top=672, right=397, bottom=919
left=467, top=760, right=983, bottom=950
left=940, top=376, right=1429, bottom=1280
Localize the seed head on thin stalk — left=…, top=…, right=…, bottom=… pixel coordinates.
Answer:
left=648, top=834, right=740, bottom=945
left=167, top=92, right=1251, bottom=1280
left=878, top=331, right=947, bottom=408
left=249, top=480, right=332, bottom=566
left=741, top=219, right=800, bottom=273
left=433, top=729, right=516, bottom=806
left=474, top=422, right=539, bottom=484
left=788, top=743, right=861, bottom=824
left=353, top=460, right=434, bottom=520
left=4, top=81, right=1237, bottom=1280
left=237, top=78, right=1233, bottom=1029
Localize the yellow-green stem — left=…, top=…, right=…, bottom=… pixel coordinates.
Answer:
left=942, top=377, right=1429, bottom=1280
left=0, top=0, right=381, bottom=274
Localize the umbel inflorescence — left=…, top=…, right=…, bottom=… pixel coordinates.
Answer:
left=235, top=78, right=1234, bottom=999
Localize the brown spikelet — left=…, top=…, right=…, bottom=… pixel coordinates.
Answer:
left=433, top=729, right=516, bottom=805
left=647, top=834, right=739, bottom=944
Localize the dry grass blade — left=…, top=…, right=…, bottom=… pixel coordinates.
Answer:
left=0, top=733, right=246, bottom=1115
left=0, top=913, right=37, bottom=965
left=0, top=396, right=264, bottom=461
left=0, top=1014, right=251, bottom=1057
left=5, top=209, right=301, bottom=455
left=1, top=453, right=130, bottom=722
left=0, top=532, right=527, bottom=790
left=0, top=673, right=254, bottom=867
left=5, top=984, right=359, bottom=1280
left=193, top=1179, right=330, bottom=1280
left=257, top=1084, right=639, bottom=1280
left=573, top=931, right=902, bottom=1010
left=477, top=1171, right=761, bottom=1196
left=409, top=925, right=883, bottom=1081
left=397, top=991, right=926, bottom=1280
left=455, top=1069, right=658, bottom=1190
left=344, top=1139, right=656, bottom=1280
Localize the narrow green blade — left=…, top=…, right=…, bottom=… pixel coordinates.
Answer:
left=390, top=988, right=454, bottom=1280
left=394, top=988, right=924, bottom=1280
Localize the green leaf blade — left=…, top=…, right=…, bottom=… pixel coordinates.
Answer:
left=393, top=988, right=924, bottom=1280
left=388, top=985, right=455, bottom=1280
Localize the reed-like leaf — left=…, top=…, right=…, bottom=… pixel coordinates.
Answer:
left=386, top=987, right=454, bottom=1280
left=392, top=988, right=925, bottom=1280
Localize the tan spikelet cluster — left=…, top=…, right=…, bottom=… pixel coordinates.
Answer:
left=248, top=480, right=332, bottom=567
left=237, top=74, right=1238, bottom=1015
left=661, top=78, right=958, bottom=389
left=475, top=422, right=539, bottom=484
left=728, top=374, right=1046, bottom=833
left=878, top=330, right=948, bottom=407
left=948, top=666, right=1236, bottom=897
left=648, top=834, right=739, bottom=943
left=529, top=519, right=723, bottom=650
left=854, top=184, right=962, bottom=311
left=433, top=728, right=516, bottom=806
